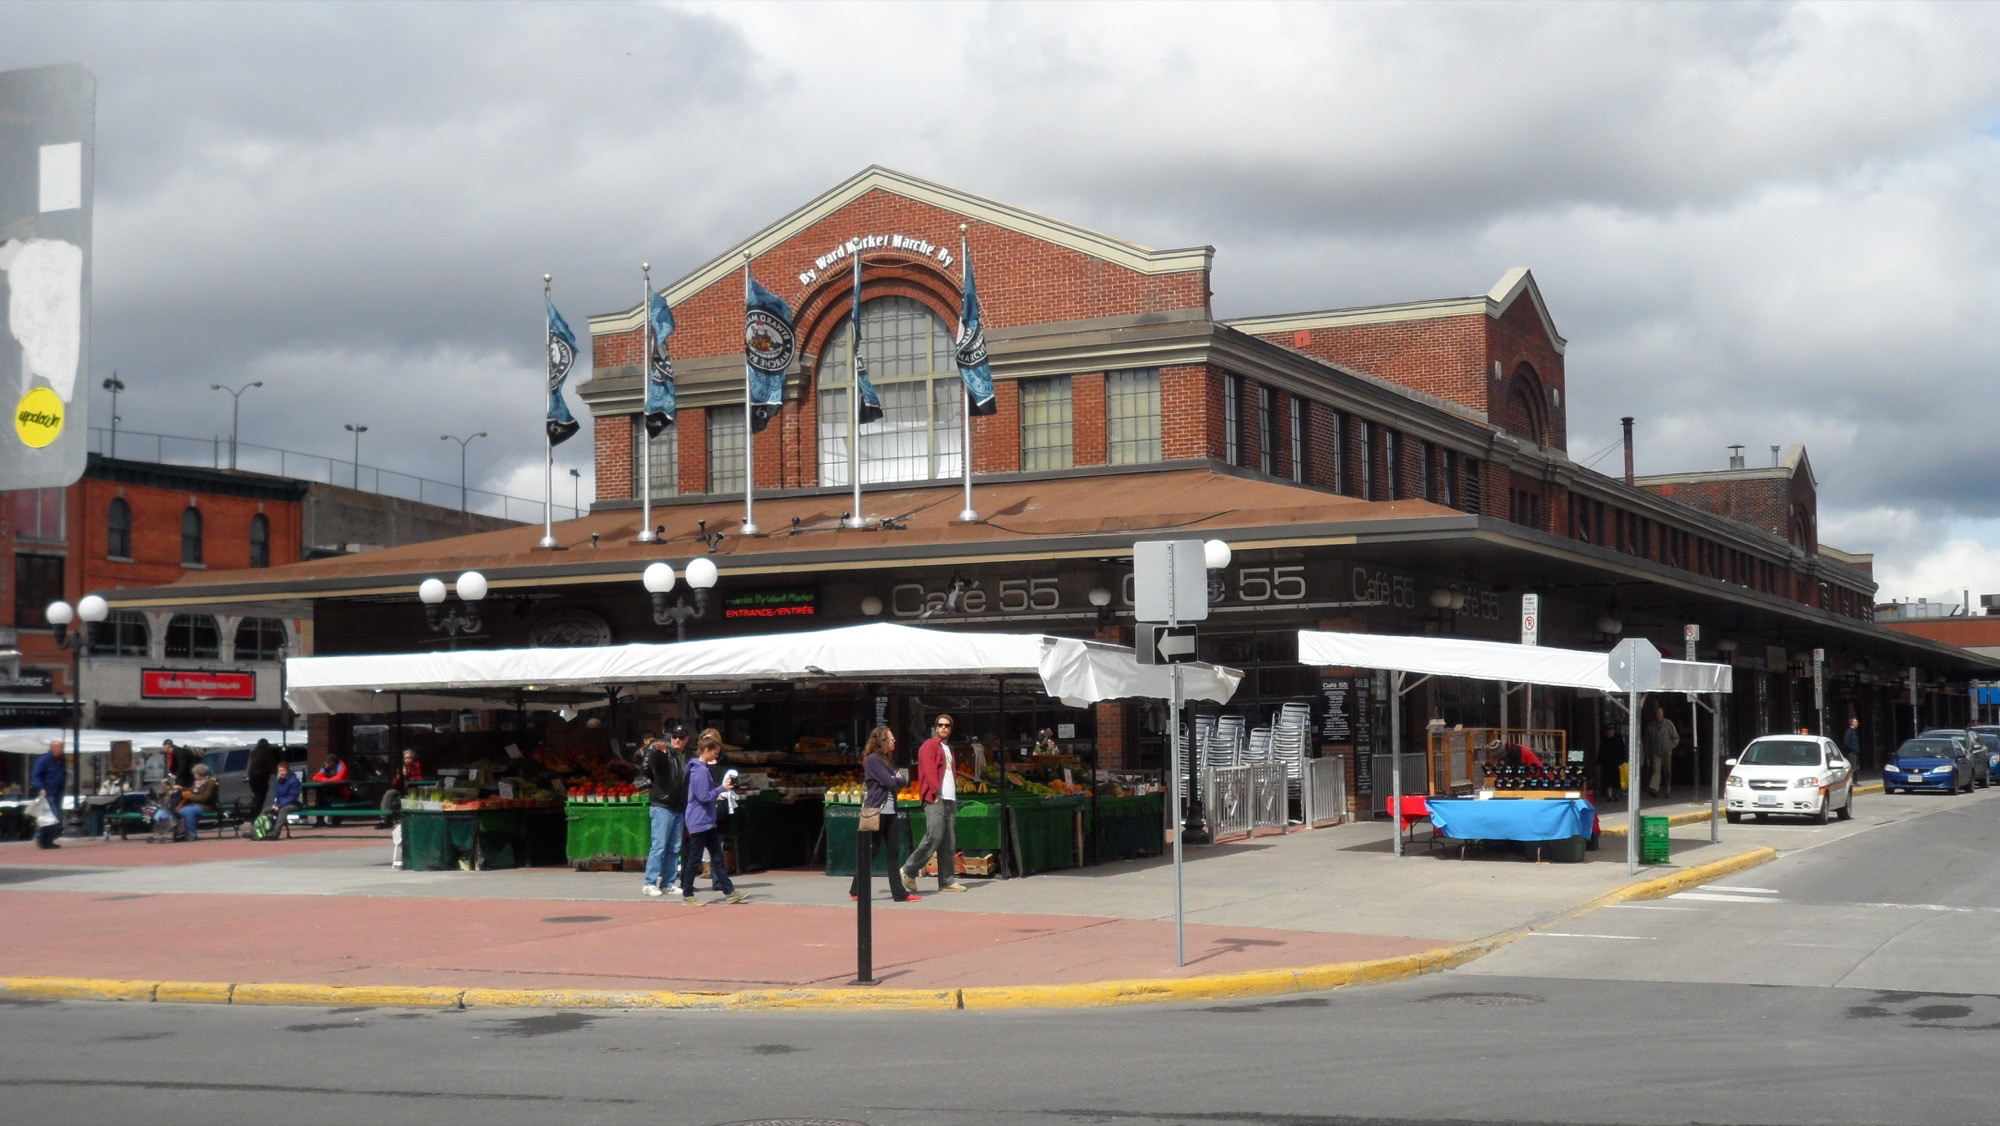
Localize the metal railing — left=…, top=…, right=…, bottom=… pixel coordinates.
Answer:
left=89, top=426, right=580, bottom=524
left=1203, top=765, right=1254, bottom=842
left=1249, top=763, right=1287, bottom=836
left=1303, top=755, right=1347, bottom=827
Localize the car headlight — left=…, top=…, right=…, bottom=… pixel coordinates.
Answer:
left=1792, top=775, right=1821, bottom=788
left=1932, top=766, right=1955, bottom=774
left=1725, top=774, right=1745, bottom=788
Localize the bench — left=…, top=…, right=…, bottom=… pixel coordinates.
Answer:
left=104, top=802, right=249, bottom=841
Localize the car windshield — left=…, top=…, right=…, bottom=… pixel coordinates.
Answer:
left=1896, top=741, right=1956, bottom=760
left=1738, top=740, right=1823, bottom=767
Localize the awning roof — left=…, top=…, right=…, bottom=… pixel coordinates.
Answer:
left=1296, top=629, right=1733, bottom=695
left=0, top=728, right=303, bottom=756
left=285, top=621, right=1242, bottom=714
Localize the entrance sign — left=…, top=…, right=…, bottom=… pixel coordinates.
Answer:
left=1133, top=539, right=1208, bottom=624
left=1520, top=593, right=1539, bottom=646
left=1138, top=624, right=1198, bottom=665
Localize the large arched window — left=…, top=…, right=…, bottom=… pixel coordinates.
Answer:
left=249, top=513, right=270, bottom=568
left=107, top=498, right=132, bottom=559
left=181, top=507, right=204, bottom=565
left=89, top=610, right=150, bottom=657
left=1503, top=364, right=1548, bottom=447
left=816, top=297, right=963, bottom=486
left=165, top=613, right=220, bottom=659
left=234, top=617, right=287, bottom=660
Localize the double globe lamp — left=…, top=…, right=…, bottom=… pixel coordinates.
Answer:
left=643, top=557, right=719, bottom=641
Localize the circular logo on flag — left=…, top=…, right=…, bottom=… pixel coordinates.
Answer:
left=954, top=325, right=986, bottom=369
left=547, top=334, right=575, bottom=385
left=14, top=386, right=65, bottom=448
left=745, top=309, right=795, bottom=374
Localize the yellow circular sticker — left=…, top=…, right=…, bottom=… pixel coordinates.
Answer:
left=15, top=386, right=66, bottom=448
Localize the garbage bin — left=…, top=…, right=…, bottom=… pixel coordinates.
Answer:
left=1639, top=815, right=1670, bottom=864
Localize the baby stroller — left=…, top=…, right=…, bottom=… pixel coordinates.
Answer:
left=143, top=782, right=186, bottom=843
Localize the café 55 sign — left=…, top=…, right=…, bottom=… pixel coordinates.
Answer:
left=887, top=564, right=1315, bottom=619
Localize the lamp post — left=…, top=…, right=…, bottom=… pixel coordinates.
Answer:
left=441, top=432, right=488, bottom=511
left=568, top=467, right=581, bottom=517
left=209, top=380, right=263, bottom=470
left=643, top=558, right=719, bottom=641
left=419, top=571, right=487, bottom=648
left=102, top=373, right=124, bottom=457
left=344, top=423, right=368, bottom=488
left=1179, top=539, right=1232, bottom=847
left=46, top=594, right=108, bottom=827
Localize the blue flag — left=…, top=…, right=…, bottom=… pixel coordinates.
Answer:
left=851, top=253, right=883, bottom=426
left=744, top=275, right=794, bottom=435
left=955, top=251, right=996, bottom=416
left=545, top=297, right=581, bottom=446
left=644, top=290, right=676, bottom=438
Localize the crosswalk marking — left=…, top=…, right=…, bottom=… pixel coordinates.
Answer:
left=1529, top=932, right=1656, bottom=940
left=1703, top=885, right=1778, bottom=894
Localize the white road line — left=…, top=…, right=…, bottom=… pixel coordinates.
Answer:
left=1670, top=892, right=1784, bottom=903
left=1608, top=904, right=1697, bottom=911
left=1700, top=885, right=1779, bottom=894
left=1529, top=932, right=1656, bottom=940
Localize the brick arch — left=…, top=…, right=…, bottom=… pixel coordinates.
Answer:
left=1500, top=362, right=1549, bottom=447
left=793, top=255, right=960, bottom=390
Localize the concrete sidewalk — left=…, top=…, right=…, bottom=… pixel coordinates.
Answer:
left=0, top=791, right=1781, bottom=1010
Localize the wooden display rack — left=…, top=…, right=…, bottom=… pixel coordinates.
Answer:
left=1427, top=726, right=1570, bottom=794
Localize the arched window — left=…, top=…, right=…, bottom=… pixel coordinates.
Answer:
left=815, top=297, right=963, bottom=486
left=181, top=507, right=203, bottom=565
left=165, top=613, right=220, bottom=659
left=249, top=513, right=270, bottom=568
left=234, top=617, right=287, bottom=660
left=1503, top=364, right=1548, bottom=447
left=89, top=610, right=150, bottom=657
left=107, top=498, right=132, bottom=559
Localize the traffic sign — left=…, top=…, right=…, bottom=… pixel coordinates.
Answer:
left=1138, top=623, right=1199, bottom=665
left=1134, top=539, right=1208, bottom=624
left=1608, top=637, right=1662, bottom=694
left=1520, top=593, right=1540, bottom=647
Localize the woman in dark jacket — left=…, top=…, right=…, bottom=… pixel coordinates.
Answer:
left=848, top=726, right=917, bottom=903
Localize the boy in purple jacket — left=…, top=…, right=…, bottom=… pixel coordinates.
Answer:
left=679, top=729, right=747, bottom=905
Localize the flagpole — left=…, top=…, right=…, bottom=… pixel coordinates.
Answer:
left=958, top=223, right=978, bottom=523
left=637, top=263, right=658, bottom=544
left=741, top=251, right=759, bottom=536
left=539, top=273, right=560, bottom=550
left=845, top=245, right=866, bottom=529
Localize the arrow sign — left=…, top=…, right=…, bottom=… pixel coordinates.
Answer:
left=1139, top=623, right=1198, bottom=665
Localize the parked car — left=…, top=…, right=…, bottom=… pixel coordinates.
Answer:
left=195, top=742, right=310, bottom=809
left=1723, top=734, right=1855, bottom=824
left=1883, top=737, right=1974, bottom=794
left=1916, top=729, right=1990, bottom=787
left=1964, top=726, right=2000, bottom=780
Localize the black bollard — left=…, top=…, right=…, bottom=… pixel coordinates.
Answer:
left=853, top=815, right=875, bottom=984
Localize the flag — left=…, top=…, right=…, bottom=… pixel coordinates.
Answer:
left=851, top=252, right=883, bottom=426
left=644, top=290, right=676, bottom=438
left=955, top=251, right=996, bottom=416
left=743, top=275, right=794, bottom=434
left=545, top=297, right=581, bottom=446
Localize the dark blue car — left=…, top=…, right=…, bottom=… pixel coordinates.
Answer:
left=1883, top=738, right=1973, bottom=794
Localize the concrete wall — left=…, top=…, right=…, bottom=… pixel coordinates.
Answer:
left=302, top=483, right=517, bottom=556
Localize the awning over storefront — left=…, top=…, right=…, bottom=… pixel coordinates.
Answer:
left=1296, top=629, right=1733, bottom=695
left=286, top=621, right=1242, bottom=714
left=0, top=727, right=303, bottom=756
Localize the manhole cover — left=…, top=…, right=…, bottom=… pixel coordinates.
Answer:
left=541, top=915, right=611, bottom=924
left=1416, top=991, right=1543, bottom=1006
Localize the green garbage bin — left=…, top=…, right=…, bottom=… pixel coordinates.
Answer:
left=1639, top=815, right=1670, bottom=864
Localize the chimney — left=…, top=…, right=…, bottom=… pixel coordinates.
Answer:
left=1620, top=416, right=1634, bottom=485
left=1771, top=444, right=1781, bottom=467
left=1728, top=444, right=1745, bottom=469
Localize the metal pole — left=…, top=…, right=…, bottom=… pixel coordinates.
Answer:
left=637, top=264, right=657, bottom=544
left=1711, top=691, right=1725, bottom=843
left=957, top=225, right=977, bottom=523
left=1171, top=660, right=1184, bottom=967
left=846, top=246, right=865, bottom=528
left=740, top=253, right=759, bottom=536
left=460, top=443, right=468, bottom=510
left=230, top=395, right=240, bottom=470
left=1391, top=670, right=1403, bottom=859
left=69, top=633, right=81, bottom=830
left=1626, top=688, right=1642, bottom=875
left=538, top=276, right=559, bottom=550
left=853, top=813, right=874, bottom=983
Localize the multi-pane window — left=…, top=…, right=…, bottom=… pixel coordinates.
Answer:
left=1330, top=412, right=1347, bottom=495
left=1106, top=368, right=1162, bottom=466
left=13, top=553, right=63, bottom=628
left=1019, top=375, right=1074, bottom=471
left=1258, top=386, right=1275, bottom=475
left=249, top=514, right=270, bottom=568
left=629, top=417, right=679, bottom=499
left=90, top=610, right=150, bottom=657
left=165, top=613, right=221, bottom=659
left=107, top=498, right=132, bottom=559
left=707, top=410, right=745, bottom=494
left=1290, top=400, right=1305, bottom=482
left=13, top=488, right=63, bottom=542
left=181, top=507, right=204, bottom=565
left=1462, top=457, right=1482, bottom=514
left=1356, top=419, right=1374, bottom=500
left=234, top=617, right=288, bottom=660
left=1441, top=450, right=1458, bottom=508
left=816, top=296, right=962, bottom=486
left=1383, top=429, right=1402, bottom=499
left=1223, top=374, right=1242, bottom=465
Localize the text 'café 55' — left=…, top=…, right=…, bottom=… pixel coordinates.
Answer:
left=112, top=166, right=1988, bottom=822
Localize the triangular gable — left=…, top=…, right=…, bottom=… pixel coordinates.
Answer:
left=587, top=166, right=1213, bottom=334
left=1486, top=267, right=1566, bottom=356
left=1225, top=267, right=1567, bottom=356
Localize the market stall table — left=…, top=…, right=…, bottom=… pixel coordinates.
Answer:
left=1424, top=796, right=1595, bottom=862
left=564, top=800, right=649, bottom=865
left=1084, top=792, right=1166, bottom=862
left=403, top=805, right=565, bottom=871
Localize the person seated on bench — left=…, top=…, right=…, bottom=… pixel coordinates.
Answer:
left=310, top=753, right=351, bottom=826
left=269, top=761, right=302, bottom=822
left=376, top=749, right=426, bottom=828
left=178, top=764, right=221, bottom=841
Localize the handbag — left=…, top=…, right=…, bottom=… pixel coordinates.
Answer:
left=858, top=804, right=882, bottom=832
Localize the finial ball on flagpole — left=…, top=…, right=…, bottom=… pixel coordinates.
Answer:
left=543, top=273, right=552, bottom=283
left=642, top=262, right=650, bottom=272
left=959, top=222, right=968, bottom=233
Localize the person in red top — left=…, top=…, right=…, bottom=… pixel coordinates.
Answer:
left=900, top=714, right=968, bottom=893
left=310, top=753, right=350, bottom=827
left=377, top=749, right=426, bottom=828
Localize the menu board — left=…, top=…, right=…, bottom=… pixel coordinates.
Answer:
left=1321, top=676, right=1352, bottom=743
left=1352, top=676, right=1375, bottom=796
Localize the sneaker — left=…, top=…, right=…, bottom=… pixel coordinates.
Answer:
left=899, top=868, right=920, bottom=886
left=642, top=885, right=664, bottom=897
left=722, top=890, right=749, bottom=904
left=937, top=882, right=967, bottom=893
left=680, top=895, right=703, bottom=907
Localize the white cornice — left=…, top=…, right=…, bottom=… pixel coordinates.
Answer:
left=1224, top=267, right=1568, bottom=356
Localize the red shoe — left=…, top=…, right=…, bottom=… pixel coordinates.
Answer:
left=894, top=894, right=921, bottom=902
left=849, top=894, right=859, bottom=901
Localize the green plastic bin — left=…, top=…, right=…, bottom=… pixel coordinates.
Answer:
left=1639, top=815, right=1670, bottom=864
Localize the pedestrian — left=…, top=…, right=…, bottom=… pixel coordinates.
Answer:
left=1844, top=717, right=1864, bottom=769
left=850, top=726, right=917, bottom=903
left=640, top=726, right=690, bottom=898
left=902, top=713, right=968, bottom=893
left=376, top=748, right=425, bottom=828
left=679, top=728, right=747, bottom=905
left=1644, top=704, right=1681, bottom=797
left=30, top=740, right=64, bottom=849
left=247, top=738, right=279, bottom=817
left=1598, top=722, right=1625, bottom=800
left=179, top=763, right=220, bottom=841
left=166, top=738, right=195, bottom=789
left=269, top=761, right=302, bottom=820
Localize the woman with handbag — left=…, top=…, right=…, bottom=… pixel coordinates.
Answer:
left=849, top=726, right=918, bottom=903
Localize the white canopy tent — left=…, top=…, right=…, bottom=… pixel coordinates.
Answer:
left=1296, top=629, right=1734, bottom=871
left=0, top=727, right=301, bottom=757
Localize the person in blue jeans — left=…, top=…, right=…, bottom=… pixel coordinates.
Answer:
left=178, top=764, right=220, bottom=841
left=640, top=727, right=689, bottom=897
left=679, top=728, right=747, bottom=905
left=30, top=741, right=64, bottom=849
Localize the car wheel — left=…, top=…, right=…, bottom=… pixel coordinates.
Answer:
left=1838, top=790, right=1854, bottom=820
left=1965, top=773, right=1976, bottom=794
left=1814, top=799, right=1831, bottom=825
left=1726, top=810, right=1742, bottom=824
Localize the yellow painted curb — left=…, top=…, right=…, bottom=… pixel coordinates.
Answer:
left=722, top=987, right=962, bottom=1012
left=231, top=983, right=463, bottom=1008
left=0, top=977, right=156, bottom=1003
left=1602, top=782, right=1883, bottom=837
left=156, top=981, right=233, bottom=1004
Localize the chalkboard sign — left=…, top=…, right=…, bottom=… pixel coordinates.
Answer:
left=1352, top=676, right=1375, bottom=796
left=1321, top=677, right=1351, bottom=743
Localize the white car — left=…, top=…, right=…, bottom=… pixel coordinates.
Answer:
left=1724, top=734, right=1855, bottom=825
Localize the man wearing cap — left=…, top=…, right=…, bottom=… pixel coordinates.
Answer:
left=902, top=714, right=968, bottom=893
left=31, top=740, right=64, bottom=849
left=640, top=726, right=690, bottom=897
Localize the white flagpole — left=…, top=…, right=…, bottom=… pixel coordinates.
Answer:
left=538, top=273, right=559, bottom=550
left=741, top=251, right=759, bottom=536
left=957, top=223, right=977, bottom=523
left=845, top=245, right=866, bottom=529
left=637, top=263, right=658, bottom=544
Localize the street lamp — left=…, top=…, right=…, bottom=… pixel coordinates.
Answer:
left=209, top=380, right=263, bottom=470
left=441, top=432, right=488, bottom=511
left=419, top=571, right=487, bottom=647
left=46, top=594, right=108, bottom=827
left=102, top=373, right=125, bottom=458
left=568, top=467, right=581, bottom=517
left=643, top=558, right=719, bottom=641
left=1181, top=539, right=1233, bottom=846
left=344, top=423, right=368, bottom=488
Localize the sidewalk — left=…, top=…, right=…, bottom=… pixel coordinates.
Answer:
left=0, top=789, right=1782, bottom=1010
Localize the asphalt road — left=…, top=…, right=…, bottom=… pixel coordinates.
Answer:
left=8, top=787, right=1999, bottom=1126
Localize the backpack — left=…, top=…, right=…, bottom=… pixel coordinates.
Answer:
left=250, top=811, right=280, bottom=841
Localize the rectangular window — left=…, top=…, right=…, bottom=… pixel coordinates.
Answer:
left=707, top=410, right=745, bottom=494
left=1290, top=399, right=1305, bottom=482
left=1356, top=419, right=1374, bottom=500
left=1421, top=442, right=1437, bottom=502
left=13, top=553, right=64, bottom=628
left=1258, top=386, right=1275, bottom=475
left=1462, top=457, right=1481, bottom=514
left=1383, top=429, right=1402, bottom=499
left=1106, top=368, right=1162, bottom=466
left=1224, top=374, right=1242, bottom=465
left=12, top=488, right=63, bottom=542
left=1019, top=375, right=1074, bottom=471
left=630, top=416, right=679, bottom=500
left=1442, top=450, right=1457, bottom=509
left=1331, top=411, right=1348, bottom=495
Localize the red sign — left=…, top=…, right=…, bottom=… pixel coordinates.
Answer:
left=141, top=669, right=256, bottom=700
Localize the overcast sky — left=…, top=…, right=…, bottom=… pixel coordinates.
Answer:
left=6, top=1, right=1999, bottom=603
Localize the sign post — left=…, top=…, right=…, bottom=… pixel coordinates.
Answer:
left=1812, top=648, right=1825, bottom=737
left=1133, top=538, right=1210, bottom=967
left=1519, top=593, right=1538, bottom=736
left=1610, top=638, right=1663, bottom=875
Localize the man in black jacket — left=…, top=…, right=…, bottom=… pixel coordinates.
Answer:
left=640, top=726, right=690, bottom=897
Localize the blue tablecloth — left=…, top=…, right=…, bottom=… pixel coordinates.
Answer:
left=1426, top=798, right=1593, bottom=842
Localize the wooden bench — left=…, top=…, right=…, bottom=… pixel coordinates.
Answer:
left=105, top=802, right=248, bottom=841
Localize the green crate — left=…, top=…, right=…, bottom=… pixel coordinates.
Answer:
left=1639, top=815, right=1670, bottom=843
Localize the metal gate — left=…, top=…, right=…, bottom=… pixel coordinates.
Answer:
left=1203, top=765, right=1254, bottom=841
left=1303, top=755, right=1347, bottom=827
left=1250, top=763, right=1287, bottom=836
